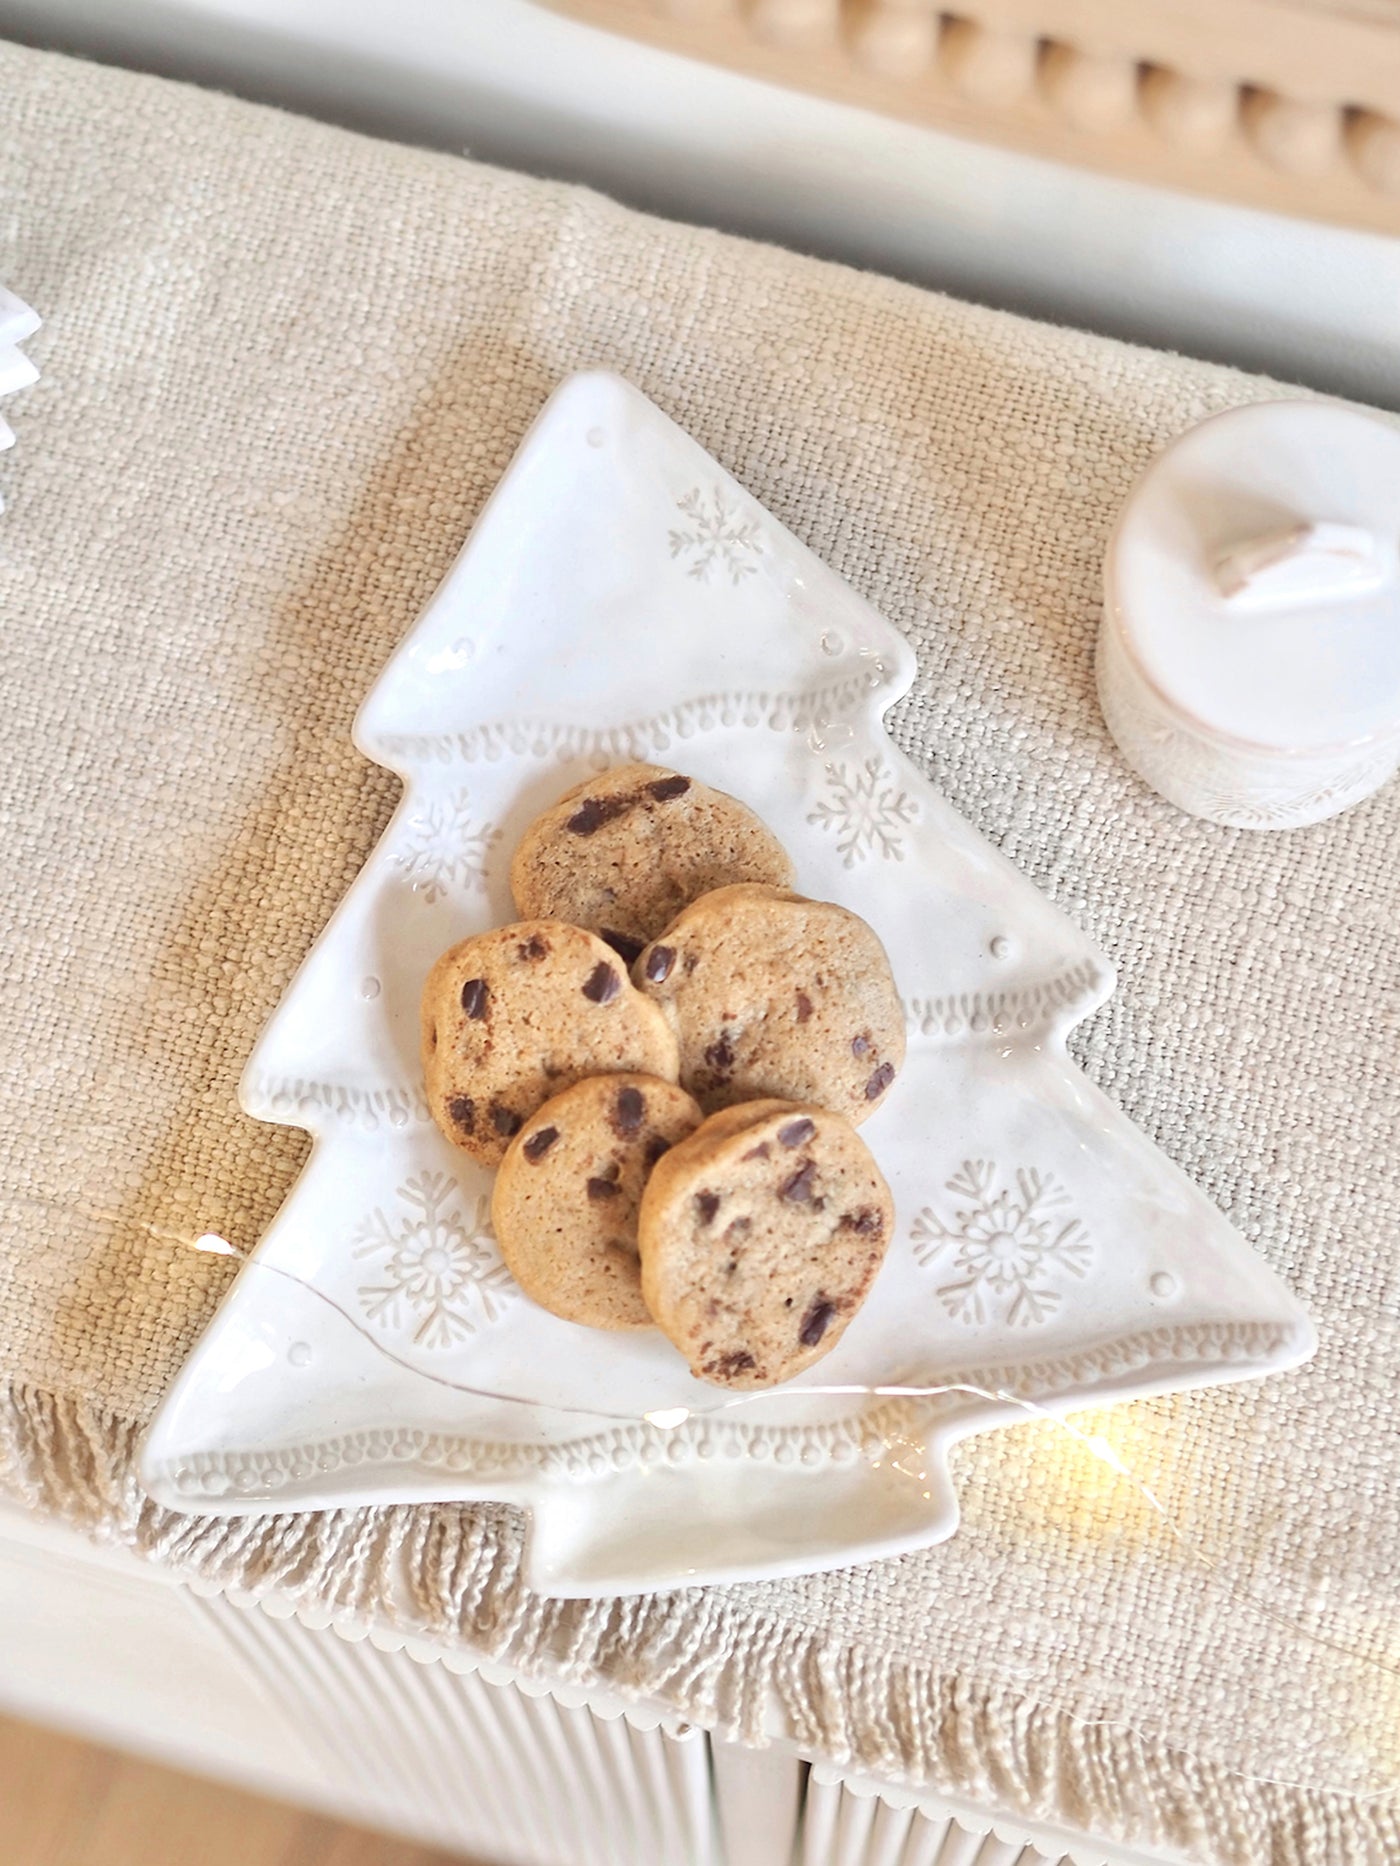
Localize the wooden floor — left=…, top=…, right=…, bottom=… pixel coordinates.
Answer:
left=0, top=1711, right=484, bottom=1866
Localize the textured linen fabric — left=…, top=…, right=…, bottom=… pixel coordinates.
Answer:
left=0, top=41, right=1395, bottom=1866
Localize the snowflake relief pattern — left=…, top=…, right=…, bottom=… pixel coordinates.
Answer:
left=808, top=758, right=919, bottom=865
left=668, top=486, right=764, bottom=584
left=911, top=1161, right=1092, bottom=1327
left=391, top=790, right=502, bottom=904
left=355, top=1172, right=516, bottom=1348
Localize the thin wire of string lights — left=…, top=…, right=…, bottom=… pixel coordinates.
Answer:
left=141, top=1221, right=1399, bottom=1809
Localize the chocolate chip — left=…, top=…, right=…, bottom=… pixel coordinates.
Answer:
left=586, top=1176, right=621, bottom=1201
left=779, top=1160, right=818, bottom=1203
left=778, top=1117, right=816, bottom=1149
left=646, top=775, right=691, bottom=802
left=566, top=794, right=633, bottom=835
left=601, top=928, right=645, bottom=966
left=613, top=1085, right=645, bottom=1135
left=798, top=1298, right=836, bottom=1348
left=742, top=1142, right=771, bottom=1161
left=724, top=1216, right=752, bottom=1240
left=703, top=1032, right=734, bottom=1075
left=490, top=1102, right=523, bottom=1137
left=839, top=1206, right=884, bottom=1236
left=794, top=990, right=813, bottom=1024
left=644, top=1134, right=672, bottom=1168
left=708, top=1350, right=756, bottom=1379
left=851, top=1034, right=871, bottom=1058
left=695, top=1190, right=720, bottom=1225
left=644, top=944, right=675, bottom=983
left=582, top=961, right=621, bottom=1003
left=460, top=977, right=488, bottom=1019
left=523, top=1126, right=558, bottom=1162
left=864, top=1062, right=895, bottom=1101
left=518, top=934, right=549, bottom=961
left=447, top=1095, right=475, bottom=1133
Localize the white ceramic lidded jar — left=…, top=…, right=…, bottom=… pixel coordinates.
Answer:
left=1099, top=401, right=1400, bottom=829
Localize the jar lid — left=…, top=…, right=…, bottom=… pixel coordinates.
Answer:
left=1105, top=401, right=1400, bottom=755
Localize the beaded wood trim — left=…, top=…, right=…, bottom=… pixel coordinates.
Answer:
left=543, top=0, right=1400, bottom=232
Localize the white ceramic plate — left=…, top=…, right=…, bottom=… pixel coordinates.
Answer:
left=140, top=373, right=1315, bottom=1596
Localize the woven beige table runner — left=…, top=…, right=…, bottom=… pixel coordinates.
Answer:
left=0, top=42, right=1394, bottom=1866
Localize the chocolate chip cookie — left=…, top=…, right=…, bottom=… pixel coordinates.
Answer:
left=421, top=921, right=679, bottom=1167
left=492, top=1074, right=703, bottom=1329
left=633, top=884, right=904, bottom=1121
left=638, top=1101, right=893, bottom=1388
left=510, top=763, right=794, bottom=963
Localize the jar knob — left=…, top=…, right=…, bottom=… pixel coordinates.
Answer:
left=1213, top=520, right=1393, bottom=610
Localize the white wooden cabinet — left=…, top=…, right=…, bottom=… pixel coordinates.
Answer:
left=0, top=1504, right=1181, bottom=1865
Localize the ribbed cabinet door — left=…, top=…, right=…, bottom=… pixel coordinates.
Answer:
left=197, top=1596, right=1153, bottom=1866
left=801, top=1774, right=1073, bottom=1866
left=197, top=1596, right=717, bottom=1866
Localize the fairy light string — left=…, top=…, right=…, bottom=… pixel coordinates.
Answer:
left=176, top=1235, right=1400, bottom=1697
left=21, top=1195, right=1391, bottom=1801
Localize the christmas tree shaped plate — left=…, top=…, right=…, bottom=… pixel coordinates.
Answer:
left=140, top=373, right=1314, bottom=1596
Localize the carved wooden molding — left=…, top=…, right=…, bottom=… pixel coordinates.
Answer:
left=540, top=0, right=1400, bottom=232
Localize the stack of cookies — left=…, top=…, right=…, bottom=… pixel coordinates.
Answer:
left=421, top=764, right=903, bottom=1389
